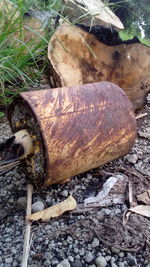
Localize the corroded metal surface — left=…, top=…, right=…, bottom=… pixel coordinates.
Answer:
left=8, top=82, right=137, bottom=187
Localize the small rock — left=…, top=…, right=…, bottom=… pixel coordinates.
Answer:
left=111, top=264, right=118, bottom=267
left=92, top=238, right=100, bottom=248
left=122, top=204, right=127, bottom=211
left=87, top=173, right=93, bottom=179
left=51, top=221, right=59, bottom=227
left=59, top=259, right=71, bottom=267
left=79, top=248, right=85, bottom=256
left=114, top=208, right=121, bottom=215
left=68, top=256, right=74, bottom=262
left=44, top=260, right=52, bottom=267
left=139, top=128, right=150, bottom=140
left=85, top=251, right=94, bottom=263
left=51, top=258, right=59, bottom=265
left=105, top=256, right=111, bottom=262
left=32, top=201, right=44, bottom=212
left=60, top=190, right=68, bottom=197
left=45, top=225, right=51, bottom=231
left=5, top=238, right=11, bottom=242
left=118, top=263, right=125, bottom=267
left=5, top=257, right=13, bottom=264
left=72, top=259, right=83, bottom=267
left=147, top=93, right=150, bottom=103
left=95, top=256, right=107, bottom=267
left=111, top=257, right=116, bottom=263
left=103, top=208, right=111, bottom=216
left=126, top=154, right=138, bottom=164
left=127, top=253, right=137, bottom=266
left=111, top=247, right=120, bottom=253
left=67, top=236, right=73, bottom=244
left=74, top=248, right=78, bottom=253
left=119, top=252, right=124, bottom=258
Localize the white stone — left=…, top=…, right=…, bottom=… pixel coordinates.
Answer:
left=92, top=238, right=100, bottom=248
left=59, top=259, right=71, bottom=267
left=32, top=201, right=44, bottom=212
left=126, top=154, right=138, bottom=164
left=95, top=256, right=107, bottom=267
left=85, top=252, right=94, bottom=263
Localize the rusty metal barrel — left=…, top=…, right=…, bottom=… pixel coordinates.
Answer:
left=8, top=81, right=137, bottom=187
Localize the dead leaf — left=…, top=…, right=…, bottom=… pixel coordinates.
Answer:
left=27, top=196, right=77, bottom=221
left=137, top=190, right=150, bottom=205
left=123, top=205, right=150, bottom=225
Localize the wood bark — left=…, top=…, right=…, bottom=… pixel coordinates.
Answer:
left=8, top=82, right=136, bottom=187
left=48, top=23, right=150, bottom=110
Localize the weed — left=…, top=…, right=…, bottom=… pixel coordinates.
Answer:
left=0, top=0, right=61, bottom=107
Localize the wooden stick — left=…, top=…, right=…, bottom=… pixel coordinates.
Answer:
left=136, top=113, right=147, bottom=120
left=21, top=184, right=33, bottom=267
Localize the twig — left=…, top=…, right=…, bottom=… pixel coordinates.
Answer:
left=0, top=161, right=20, bottom=174
left=136, top=113, right=147, bottom=120
left=21, top=184, right=33, bottom=267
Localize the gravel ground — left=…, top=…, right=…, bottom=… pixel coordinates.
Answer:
left=0, top=95, right=150, bottom=267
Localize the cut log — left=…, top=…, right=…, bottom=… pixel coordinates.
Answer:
left=48, top=23, right=150, bottom=110
left=62, top=0, right=124, bottom=30
left=8, top=82, right=136, bottom=188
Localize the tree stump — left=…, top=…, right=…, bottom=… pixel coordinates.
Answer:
left=48, top=23, right=150, bottom=110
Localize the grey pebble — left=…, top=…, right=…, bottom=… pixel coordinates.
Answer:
left=127, top=253, right=137, bottom=266
left=139, top=128, right=150, bottom=140
left=45, top=224, right=51, bottom=231
left=67, top=236, right=73, bottom=244
left=111, top=247, right=120, bottom=253
left=60, top=190, right=68, bottom=197
left=118, top=263, right=125, bottom=267
left=92, top=238, right=100, bottom=248
left=74, top=247, right=78, bottom=253
left=87, top=173, right=93, bottom=179
left=51, top=221, right=59, bottom=227
left=126, top=154, right=138, bottom=164
left=111, top=263, right=118, bottom=267
left=5, top=238, right=12, bottom=242
left=5, top=257, right=13, bottom=264
left=32, top=201, right=44, bottom=212
left=51, top=258, right=59, bottom=265
left=111, top=257, right=116, bottom=263
left=105, top=255, right=111, bottom=261
left=71, top=259, right=83, bottom=267
left=58, top=259, right=71, bottom=267
left=44, top=260, right=51, bottom=266
left=103, top=208, right=112, bottom=216
left=147, top=93, right=150, bottom=103
left=95, top=256, right=107, bottom=267
left=68, top=255, right=74, bottom=262
left=119, top=252, right=124, bottom=258
left=85, top=251, right=94, bottom=263
left=114, top=208, right=121, bottom=215
left=79, top=248, right=85, bottom=256
left=122, top=204, right=127, bottom=211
